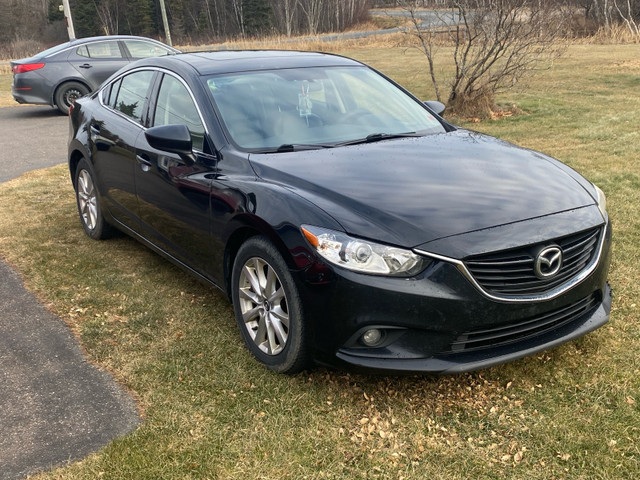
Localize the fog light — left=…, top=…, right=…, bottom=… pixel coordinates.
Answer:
left=361, top=328, right=383, bottom=347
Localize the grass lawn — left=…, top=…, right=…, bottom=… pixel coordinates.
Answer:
left=0, top=69, right=15, bottom=107
left=0, top=43, right=638, bottom=479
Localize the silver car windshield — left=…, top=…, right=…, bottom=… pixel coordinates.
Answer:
left=205, top=66, right=445, bottom=151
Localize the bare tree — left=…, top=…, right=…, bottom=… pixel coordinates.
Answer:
left=231, top=0, right=246, bottom=37
left=270, top=0, right=299, bottom=36
left=400, top=0, right=569, bottom=117
left=93, top=0, right=121, bottom=35
left=298, top=0, right=324, bottom=34
left=613, top=0, right=640, bottom=36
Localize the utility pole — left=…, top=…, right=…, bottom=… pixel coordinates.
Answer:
left=159, top=0, right=173, bottom=46
left=61, top=0, right=76, bottom=40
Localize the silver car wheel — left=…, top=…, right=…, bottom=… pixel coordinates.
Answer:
left=238, top=257, right=290, bottom=355
left=56, top=81, right=89, bottom=115
left=77, top=169, right=98, bottom=231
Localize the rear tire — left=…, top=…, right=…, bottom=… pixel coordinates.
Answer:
left=231, top=236, right=308, bottom=374
left=74, top=158, right=112, bottom=240
left=55, top=81, right=89, bottom=115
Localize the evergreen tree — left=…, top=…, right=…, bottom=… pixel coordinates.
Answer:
left=125, top=0, right=155, bottom=36
left=48, top=0, right=64, bottom=22
left=166, top=0, right=186, bottom=42
left=70, top=0, right=102, bottom=37
left=243, top=0, right=272, bottom=36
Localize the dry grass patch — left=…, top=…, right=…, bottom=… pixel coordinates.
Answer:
left=583, top=24, right=640, bottom=44
left=0, top=72, right=15, bottom=107
left=180, top=31, right=408, bottom=55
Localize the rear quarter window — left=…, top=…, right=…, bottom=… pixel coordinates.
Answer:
left=124, top=40, right=173, bottom=59
left=107, top=79, right=122, bottom=108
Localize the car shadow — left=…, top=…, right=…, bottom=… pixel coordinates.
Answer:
left=3, top=105, right=64, bottom=119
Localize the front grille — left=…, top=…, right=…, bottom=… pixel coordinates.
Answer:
left=464, top=227, right=601, bottom=297
left=449, top=293, right=600, bottom=353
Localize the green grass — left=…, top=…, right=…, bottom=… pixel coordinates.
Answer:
left=0, top=44, right=639, bottom=479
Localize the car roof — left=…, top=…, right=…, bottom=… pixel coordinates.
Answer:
left=69, top=35, right=170, bottom=46
left=37, top=36, right=177, bottom=59
left=136, top=50, right=363, bottom=76
left=12, top=35, right=177, bottom=63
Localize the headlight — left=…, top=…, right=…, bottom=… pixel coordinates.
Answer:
left=301, top=225, right=429, bottom=277
left=594, top=184, right=607, bottom=218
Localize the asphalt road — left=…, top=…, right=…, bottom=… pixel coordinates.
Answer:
left=0, top=106, right=140, bottom=480
left=0, top=107, right=68, bottom=183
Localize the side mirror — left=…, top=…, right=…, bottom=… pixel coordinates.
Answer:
left=424, top=100, right=446, bottom=116
left=145, top=124, right=195, bottom=165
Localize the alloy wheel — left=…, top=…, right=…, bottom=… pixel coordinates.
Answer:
left=238, top=257, right=290, bottom=355
left=77, top=169, right=98, bottom=231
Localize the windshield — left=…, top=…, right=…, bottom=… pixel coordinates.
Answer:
left=205, top=66, right=445, bottom=151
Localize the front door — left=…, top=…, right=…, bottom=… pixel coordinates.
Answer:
left=134, top=73, right=216, bottom=274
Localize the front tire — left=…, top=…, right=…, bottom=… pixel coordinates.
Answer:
left=74, top=158, right=112, bottom=240
left=231, top=236, right=308, bottom=374
left=55, top=81, right=89, bottom=115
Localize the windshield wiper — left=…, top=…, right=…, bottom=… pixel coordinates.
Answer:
left=336, top=132, right=422, bottom=147
left=256, top=143, right=336, bottom=153
left=254, top=134, right=422, bottom=153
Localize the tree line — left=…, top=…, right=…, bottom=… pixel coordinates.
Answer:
left=70, top=0, right=371, bottom=40
left=1, top=0, right=371, bottom=56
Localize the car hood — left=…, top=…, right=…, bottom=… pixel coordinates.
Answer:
left=248, top=130, right=597, bottom=248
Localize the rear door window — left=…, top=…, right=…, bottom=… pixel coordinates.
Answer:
left=76, top=41, right=123, bottom=59
left=112, top=71, right=155, bottom=123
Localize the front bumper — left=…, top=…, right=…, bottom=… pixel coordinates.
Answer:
left=335, top=283, right=611, bottom=374
left=299, top=220, right=612, bottom=374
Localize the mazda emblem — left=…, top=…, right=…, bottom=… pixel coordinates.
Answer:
left=534, top=246, right=563, bottom=279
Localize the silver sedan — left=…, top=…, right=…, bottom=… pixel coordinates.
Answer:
left=11, top=35, right=178, bottom=114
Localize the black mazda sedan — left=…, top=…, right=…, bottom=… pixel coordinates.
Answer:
left=68, top=51, right=612, bottom=374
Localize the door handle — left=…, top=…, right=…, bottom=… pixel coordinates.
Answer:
left=79, top=63, right=92, bottom=69
left=136, top=154, right=152, bottom=172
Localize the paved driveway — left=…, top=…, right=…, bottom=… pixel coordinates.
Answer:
left=0, top=106, right=140, bottom=480
left=0, top=107, right=69, bottom=183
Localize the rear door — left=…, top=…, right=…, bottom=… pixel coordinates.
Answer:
left=68, top=40, right=129, bottom=90
left=133, top=72, right=216, bottom=271
left=90, top=69, right=157, bottom=230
